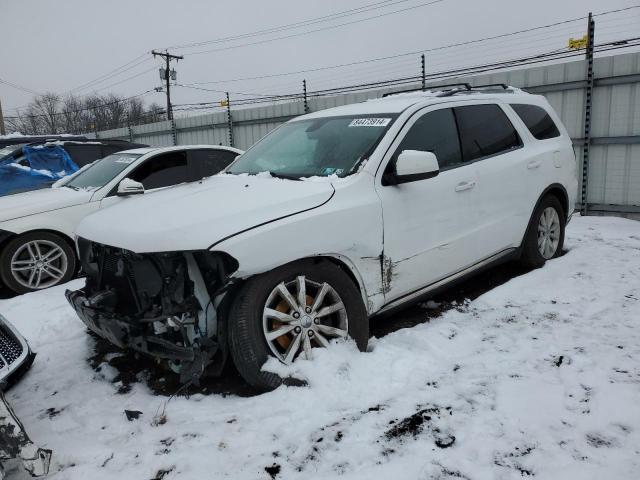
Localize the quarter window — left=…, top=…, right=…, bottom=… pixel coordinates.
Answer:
left=454, top=104, right=522, bottom=162
left=395, top=108, right=462, bottom=169
left=511, top=104, right=560, bottom=140
left=129, top=151, right=188, bottom=189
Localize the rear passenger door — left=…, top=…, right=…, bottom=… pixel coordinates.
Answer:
left=187, top=148, right=239, bottom=181
left=453, top=103, right=527, bottom=258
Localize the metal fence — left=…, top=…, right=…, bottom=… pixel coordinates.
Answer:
left=91, top=51, right=640, bottom=215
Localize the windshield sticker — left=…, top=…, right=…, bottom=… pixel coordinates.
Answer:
left=322, top=167, right=337, bottom=175
left=114, top=158, right=136, bottom=164
left=348, top=118, right=391, bottom=127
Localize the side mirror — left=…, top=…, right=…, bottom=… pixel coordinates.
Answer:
left=385, top=150, right=440, bottom=185
left=117, top=178, right=145, bottom=196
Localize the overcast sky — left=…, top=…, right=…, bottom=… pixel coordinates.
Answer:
left=1, top=0, right=639, bottom=116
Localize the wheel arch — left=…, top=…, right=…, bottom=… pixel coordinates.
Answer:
left=540, top=183, right=570, bottom=220
left=18, top=229, right=76, bottom=252
left=224, top=254, right=372, bottom=316
left=0, top=229, right=78, bottom=265
left=519, top=183, right=570, bottom=250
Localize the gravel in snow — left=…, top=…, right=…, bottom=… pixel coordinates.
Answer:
left=1, top=215, right=639, bottom=479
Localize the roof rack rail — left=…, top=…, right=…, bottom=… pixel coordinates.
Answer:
left=382, top=83, right=471, bottom=97
left=469, top=83, right=510, bottom=90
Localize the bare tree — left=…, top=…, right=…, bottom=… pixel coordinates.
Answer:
left=4, top=93, right=167, bottom=135
left=32, top=93, right=61, bottom=134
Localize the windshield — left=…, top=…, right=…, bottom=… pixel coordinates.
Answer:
left=0, top=144, right=24, bottom=161
left=65, top=152, right=142, bottom=190
left=227, top=115, right=396, bottom=178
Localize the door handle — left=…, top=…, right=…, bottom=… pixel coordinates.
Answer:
left=527, top=160, right=542, bottom=169
left=454, top=181, right=476, bottom=192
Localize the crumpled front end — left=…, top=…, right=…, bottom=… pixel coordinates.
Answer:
left=66, top=238, right=237, bottom=382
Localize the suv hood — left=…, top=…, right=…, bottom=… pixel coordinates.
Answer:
left=76, top=174, right=335, bottom=253
left=0, top=187, right=93, bottom=223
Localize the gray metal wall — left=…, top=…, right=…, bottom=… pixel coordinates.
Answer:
left=93, top=52, right=640, bottom=214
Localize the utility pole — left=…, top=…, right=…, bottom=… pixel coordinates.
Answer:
left=152, top=50, right=183, bottom=121
left=580, top=12, right=595, bottom=216
left=0, top=98, right=6, bottom=136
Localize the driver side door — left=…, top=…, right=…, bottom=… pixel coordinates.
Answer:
left=375, top=107, right=479, bottom=303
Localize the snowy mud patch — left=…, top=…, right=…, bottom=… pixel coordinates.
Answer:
left=0, top=216, right=639, bottom=478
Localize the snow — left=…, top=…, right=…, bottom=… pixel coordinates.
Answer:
left=6, top=162, right=61, bottom=178
left=1, top=216, right=640, bottom=479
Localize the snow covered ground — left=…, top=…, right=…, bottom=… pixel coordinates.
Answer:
left=1, top=216, right=639, bottom=479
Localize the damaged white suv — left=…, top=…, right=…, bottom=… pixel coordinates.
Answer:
left=67, top=85, right=578, bottom=391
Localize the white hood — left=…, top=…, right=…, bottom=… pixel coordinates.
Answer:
left=76, top=174, right=335, bottom=253
left=0, top=187, right=93, bottom=223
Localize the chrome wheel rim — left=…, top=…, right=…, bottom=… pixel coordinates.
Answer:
left=537, top=207, right=561, bottom=259
left=262, top=276, right=348, bottom=364
left=10, top=240, right=68, bottom=290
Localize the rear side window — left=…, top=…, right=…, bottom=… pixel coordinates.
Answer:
left=63, top=145, right=104, bottom=167
left=129, top=151, right=188, bottom=189
left=395, top=108, right=462, bottom=169
left=188, top=149, right=239, bottom=180
left=511, top=104, right=560, bottom=140
left=454, top=104, right=522, bottom=162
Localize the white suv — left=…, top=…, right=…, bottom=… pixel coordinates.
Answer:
left=67, top=85, right=577, bottom=391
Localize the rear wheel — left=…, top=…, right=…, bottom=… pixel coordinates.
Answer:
left=228, top=260, right=368, bottom=391
left=520, top=195, right=565, bottom=268
left=0, top=232, right=76, bottom=294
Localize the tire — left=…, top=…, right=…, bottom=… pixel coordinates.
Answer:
left=0, top=232, right=77, bottom=294
left=228, top=259, right=368, bottom=392
left=520, top=195, right=565, bottom=268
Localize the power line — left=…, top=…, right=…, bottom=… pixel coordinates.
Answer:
left=167, top=0, right=402, bottom=49
left=170, top=37, right=639, bottom=110
left=0, top=78, right=41, bottom=96
left=186, top=0, right=448, bottom=55
left=66, top=53, right=150, bottom=94
left=181, top=5, right=639, bottom=88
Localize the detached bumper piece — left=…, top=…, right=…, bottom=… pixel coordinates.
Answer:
left=0, top=393, right=51, bottom=479
left=0, top=315, right=51, bottom=478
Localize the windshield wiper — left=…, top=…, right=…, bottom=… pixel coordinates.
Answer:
left=269, top=172, right=302, bottom=181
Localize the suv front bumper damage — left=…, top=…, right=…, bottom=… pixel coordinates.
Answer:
left=66, top=239, right=238, bottom=383
left=66, top=289, right=199, bottom=362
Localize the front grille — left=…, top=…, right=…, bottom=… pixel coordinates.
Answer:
left=0, top=325, right=23, bottom=368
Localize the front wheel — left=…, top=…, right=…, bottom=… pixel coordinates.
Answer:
left=228, top=260, right=368, bottom=391
left=520, top=195, right=565, bottom=268
left=0, top=232, right=77, bottom=294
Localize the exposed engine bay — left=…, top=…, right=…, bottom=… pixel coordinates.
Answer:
left=66, top=238, right=238, bottom=383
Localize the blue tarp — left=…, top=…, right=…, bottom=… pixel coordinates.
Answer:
left=0, top=145, right=79, bottom=197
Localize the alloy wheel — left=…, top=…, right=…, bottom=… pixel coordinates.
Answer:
left=537, top=207, right=561, bottom=259
left=262, top=276, right=348, bottom=364
left=10, top=240, right=68, bottom=290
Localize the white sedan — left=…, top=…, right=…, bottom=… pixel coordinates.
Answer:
left=0, top=145, right=242, bottom=294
